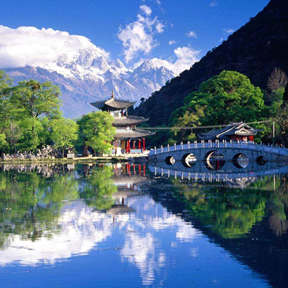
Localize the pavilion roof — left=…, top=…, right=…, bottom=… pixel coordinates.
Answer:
left=198, top=122, right=257, bottom=140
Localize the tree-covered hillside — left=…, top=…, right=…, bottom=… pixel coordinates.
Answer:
left=135, top=0, right=288, bottom=127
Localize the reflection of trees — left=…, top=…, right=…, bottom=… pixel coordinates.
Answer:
left=81, top=166, right=117, bottom=211
left=269, top=176, right=288, bottom=236
left=171, top=182, right=268, bottom=239
left=0, top=170, right=79, bottom=248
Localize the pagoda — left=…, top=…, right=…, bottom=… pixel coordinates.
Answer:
left=90, top=92, right=154, bottom=154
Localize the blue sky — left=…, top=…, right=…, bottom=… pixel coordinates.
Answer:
left=0, top=0, right=269, bottom=68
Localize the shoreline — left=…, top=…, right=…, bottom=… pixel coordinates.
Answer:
left=0, top=154, right=149, bottom=164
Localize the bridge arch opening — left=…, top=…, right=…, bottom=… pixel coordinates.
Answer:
left=205, top=150, right=225, bottom=170
left=165, top=156, right=176, bottom=165
left=182, top=153, right=197, bottom=168
left=233, top=153, right=249, bottom=169
left=256, top=155, right=267, bottom=166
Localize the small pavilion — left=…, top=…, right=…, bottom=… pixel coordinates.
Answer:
left=197, top=122, right=257, bottom=142
left=91, top=92, right=154, bottom=154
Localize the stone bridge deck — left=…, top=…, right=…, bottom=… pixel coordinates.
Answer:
left=148, top=141, right=288, bottom=163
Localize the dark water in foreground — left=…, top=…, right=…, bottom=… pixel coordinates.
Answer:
left=0, top=162, right=287, bottom=288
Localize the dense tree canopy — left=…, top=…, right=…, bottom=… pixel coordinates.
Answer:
left=77, top=111, right=115, bottom=155
left=50, top=118, right=78, bottom=156
left=8, top=80, right=61, bottom=119
left=0, top=71, right=81, bottom=154
left=170, top=71, right=265, bottom=142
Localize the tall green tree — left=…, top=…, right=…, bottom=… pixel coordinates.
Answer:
left=9, top=80, right=61, bottom=119
left=1, top=80, right=62, bottom=152
left=170, top=71, right=265, bottom=142
left=77, top=111, right=115, bottom=155
left=50, top=118, right=78, bottom=156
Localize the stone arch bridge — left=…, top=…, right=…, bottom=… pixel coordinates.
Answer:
left=148, top=141, right=288, bottom=170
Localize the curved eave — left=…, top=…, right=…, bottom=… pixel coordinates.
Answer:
left=90, top=101, right=106, bottom=109
left=105, top=98, right=135, bottom=109
left=90, top=97, right=136, bottom=110
left=115, top=129, right=155, bottom=139
left=113, top=116, right=149, bottom=127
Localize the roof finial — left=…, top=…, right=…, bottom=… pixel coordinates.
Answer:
left=112, top=89, right=114, bottom=99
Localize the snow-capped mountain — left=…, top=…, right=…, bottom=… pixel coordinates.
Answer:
left=4, top=52, right=176, bottom=119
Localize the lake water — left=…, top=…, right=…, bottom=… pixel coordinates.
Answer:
left=0, top=162, right=287, bottom=288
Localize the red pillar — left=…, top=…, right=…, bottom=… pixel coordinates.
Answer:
left=138, top=164, right=141, bottom=175
left=142, top=138, right=146, bottom=151
left=128, top=139, right=131, bottom=153
left=138, top=139, right=142, bottom=150
left=133, top=163, right=136, bottom=175
left=127, top=163, right=131, bottom=175
left=143, top=164, right=146, bottom=176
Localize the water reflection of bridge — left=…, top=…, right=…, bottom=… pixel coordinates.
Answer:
left=149, top=160, right=288, bottom=188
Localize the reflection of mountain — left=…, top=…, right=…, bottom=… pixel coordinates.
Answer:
left=0, top=201, right=115, bottom=266
left=0, top=193, right=200, bottom=286
left=0, top=163, right=286, bottom=287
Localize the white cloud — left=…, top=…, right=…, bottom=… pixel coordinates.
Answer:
left=173, top=46, right=200, bottom=74
left=224, top=28, right=234, bottom=34
left=209, top=1, right=218, bottom=7
left=118, top=6, right=164, bottom=63
left=169, top=40, right=176, bottom=45
left=187, top=31, right=197, bottom=39
left=0, top=25, right=109, bottom=69
left=141, top=46, right=200, bottom=75
left=140, top=5, right=152, bottom=16
left=156, top=22, right=164, bottom=33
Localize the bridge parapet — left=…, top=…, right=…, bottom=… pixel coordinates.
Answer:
left=149, top=140, right=288, bottom=162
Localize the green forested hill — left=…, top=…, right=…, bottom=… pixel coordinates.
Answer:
left=135, top=0, right=288, bottom=126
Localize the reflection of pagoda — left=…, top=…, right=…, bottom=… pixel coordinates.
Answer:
left=107, top=163, right=148, bottom=216
left=91, top=92, right=154, bottom=154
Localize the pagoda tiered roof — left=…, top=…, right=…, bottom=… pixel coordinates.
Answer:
left=90, top=94, right=135, bottom=110
left=115, top=128, right=155, bottom=139
left=113, top=115, right=149, bottom=126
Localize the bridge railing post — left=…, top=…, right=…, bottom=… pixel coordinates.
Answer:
left=181, top=141, right=183, bottom=150
left=188, top=141, right=190, bottom=149
left=161, top=145, right=163, bottom=153
left=167, top=144, right=170, bottom=152
left=194, top=140, right=197, bottom=148
left=174, top=143, right=177, bottom=151
left=154, top=146, right=157, bottom=155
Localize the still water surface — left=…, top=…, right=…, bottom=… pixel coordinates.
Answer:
left=0, top=162, right=287, bottom=287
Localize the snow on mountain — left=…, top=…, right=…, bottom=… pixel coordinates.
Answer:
left=5, top=56, right=176, bottom=118
left=0, top=25, right=180, bottom=118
